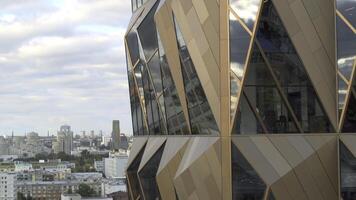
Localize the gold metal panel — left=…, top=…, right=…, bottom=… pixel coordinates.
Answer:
left=175, top=137, right=219, bottom=177
left=271, top=0, right=301, bottom=37
left=192, top=0, right=209, bottom=24
left=251, top=136, right=292, bottom=178
left=279, top=171, right=308, bottom=200
left=287, top=136, right=314, bottom=159
left=138, top=137, right=166, bottom=172
left=269, top=136, right=304, bottom=168
left=127, top=137, right=148, bottom=168
left=155, top=2, right=192, bottom=133
left=309, top=136, right=338, bottom=191
left=304, top=154, right=338, bottom=200
left=157, top=137, right=190, bottom=174
left=232, top=137, right=280, bottom=185
left=270, top=178, right=294, bottom=200
left=203, top=19, right=220, bottom=63
left=157, top=167, right=176, bottom=200
left=204, top=0, right=219, bottom=32
left=294, top=159, right=324, bottom=200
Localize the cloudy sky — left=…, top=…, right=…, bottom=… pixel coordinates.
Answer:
left=0, top=0, right=133, bottom=136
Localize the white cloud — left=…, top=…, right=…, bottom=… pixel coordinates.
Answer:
left=0, top=0, right=133, bottom=136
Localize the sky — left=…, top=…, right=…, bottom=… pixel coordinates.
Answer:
left=0, top=0, right=133, bottom=136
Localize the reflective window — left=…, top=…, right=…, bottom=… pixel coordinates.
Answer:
left=256, top=1, right=333, bottom=133
left=337, top=16, right=356, bottom=81
left=139, top=144, right=165, bottom=200
left=337, top=0, right=356, bottom=28
left=232, top=92, right=265, bottom=134
left=232, top=142, right=266, bottom=200
left=340, top=141, right=356, bottom=199
left=230, top=73, right=240, bottom=121
left=339, top=76, right=348, bottom=115
left=230, top=12, right=251, bottom=79
left=126, top=31, right=140, bottom=65
left=342, top=78, right=356, bottom=132
left=127, top=144, right=146, bottom=199
left=137, top=0, right=160, bottom=60
left=173, top=15, right=219, bottom=135
left=158, top=33, right=189, bottom=135
left=230, top=0, right=261, bottom=31
left=148, top=51, right=163, bottom=94
left=242, top=46, right=299, bottom=133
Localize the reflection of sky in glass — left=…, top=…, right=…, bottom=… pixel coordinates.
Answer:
left=230, top=0, right=261, bottom=30
left=230, top=74, right=240, bottom=120
left=229, top=12, right=251, bottom=79
left=339, top=77, right=348, bottom=110
left=337, top=16, right=356, bottom=80
left=337, top=0, right=356, bottom=27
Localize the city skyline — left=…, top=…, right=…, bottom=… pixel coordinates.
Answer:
left=0, top=0, right=133, bottom=135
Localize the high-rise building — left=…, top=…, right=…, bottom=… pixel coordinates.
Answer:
left=111, top=120, right=121, bottom=150
left=125, top=0, right=356, bottom=199
left=53, top=125, right=74, bottom=155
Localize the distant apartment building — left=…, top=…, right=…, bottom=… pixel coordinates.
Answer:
left=104, top=153, right=128, bottom=178
left=0, top=173, right=17, bottom=200
left=53, top=125, right=74, bottom=154
left=94, top=160, right=104, bottom=172
left=111, top=120, right=120, bottom=150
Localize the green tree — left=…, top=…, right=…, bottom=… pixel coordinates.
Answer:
left=76, top=183, right=96, bottom=197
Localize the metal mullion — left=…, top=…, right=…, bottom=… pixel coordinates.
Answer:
left=243, top=90, right=269, bottom=133
left=229, top=70, right=241, bottom=126
left=339, top=60, right=356, bottom=131
left=228, top=7, right=253, bottom=36
left=256, top=41, right=304, bottom=133
left=336, top=10, right=356, bottom=33
left=230, top=0, right=264, bottom=134
left=136, top=172, right=146, bottom=200
left=132, top=68, right=150, bottom=135
left=146, top=48, right=159, bottom=63
left=338, top=70, right=350, bottom=85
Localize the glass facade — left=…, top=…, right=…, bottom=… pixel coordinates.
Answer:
left=232, top=142, right=266, bottom=200
left=139, top=144, right=165, bottom=200
left=127, top=145, right=146, bottom=199
left=173, top=15, right=219, bottom=135
left=341, top=141, right=356, bottom=200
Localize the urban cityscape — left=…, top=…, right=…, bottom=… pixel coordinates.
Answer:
left=0, top=0, right=355, bottom=199
left=0, top=121, right=131, bottom=199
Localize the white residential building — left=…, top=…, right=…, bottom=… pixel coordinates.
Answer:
left=104, top=153, right=128, bottom=178
left=0, top=173, right=17, bottom=200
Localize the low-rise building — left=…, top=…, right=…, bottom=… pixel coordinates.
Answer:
left=94, top=160, right=104, bottom=172
left=0, top=173, right=17, bottom=200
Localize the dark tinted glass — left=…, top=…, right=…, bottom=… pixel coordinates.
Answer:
left=173, top=15, right=219, bottom=135
left=230, top=12, right=251, bottom=79
left=232, top=92, right=265, bottom=134
left=337, top=16, right=356, bottom=81
left=137, top=0, right=160, bottom=60
left=127, top=144, right=146, bottom=199
left=128, top=71, right=139, bottom=135
left=148, top=51, right=163, bottom=94
left=337, top=0, right=356, bottom=28
left=232, top=142, right=266, bottom=200
left=256, top=1, right=333, bottom=133
left=158, top=34, right=189, bottom=135
left=134, top=64, right=148, bottom=135
left=126, top=31, right=140, bottom=65
left=230, top=0, right=261, bottom=31
left=340, top=141, right=356, bottom=199
left=243, top=46, right=299, bottom=133
left=342, top=84, right=356, bottom=132
left=139, top=144, right=165, bottom=200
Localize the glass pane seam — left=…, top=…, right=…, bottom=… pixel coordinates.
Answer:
left=337, top=10, right=356, bottom=33
left=242, top=91, right=269, bottom=133
left=339, top=60, right=356, bottom=131
left=339, top=70, right=351, bottom=84
left=229, top=7, right=253, bottom=35
left=229, top=0, right=264, bottom=133
left=255, top=41, right=304, bottom=133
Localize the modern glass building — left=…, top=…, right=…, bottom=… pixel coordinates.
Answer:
left=124, top=0, right=356, bottom=199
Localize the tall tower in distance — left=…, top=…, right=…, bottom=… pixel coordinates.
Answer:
left=53, top=125, right=73, bottom=155
left=111, top=120, right=120, bottom=151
